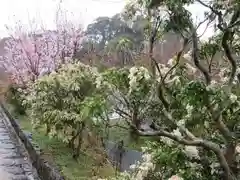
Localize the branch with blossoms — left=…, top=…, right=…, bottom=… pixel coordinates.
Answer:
left=133, top=109, right=233, bottom=180
left=116, top=1, right=240, bottom=180
left=195, top=0, right=239, bottom=86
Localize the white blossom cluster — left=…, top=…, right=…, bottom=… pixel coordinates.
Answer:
left=233, top=67, right=240, bottom=84
left=184, top=146, right=200, bottom=159
left=129, top=153, right=155, bottom=180
left=95, top=74, right=105, bottom=89
left=206, top=80, right=218, bottom=91
left=155, top=51, right=197, bottom=85
left=163, top=128, right=201, bottom=160
left=128, top=66, right=150, bottom=93
left=168, top=175, right=184, bottom=180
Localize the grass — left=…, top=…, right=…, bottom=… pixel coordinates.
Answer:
left=7, top=107, right=115, bottom=180
left=7, top=105, right=151, bottom=179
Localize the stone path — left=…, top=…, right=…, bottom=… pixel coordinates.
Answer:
left=0, top=110, right=40, bottom=180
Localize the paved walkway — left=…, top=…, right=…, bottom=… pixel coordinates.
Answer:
left=0, top=110, right=40, bottom=180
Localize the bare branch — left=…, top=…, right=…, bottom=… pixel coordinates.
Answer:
left=221, top=9, right=240, bottom=85
left=192, top=29, right=211, bottom=84
left=196, top=0, right=223, bottom=22
left=114, top=107, right=131, bottom=119
left=228, top=19, right=240, bottom=29
left=197, top=17, right=215, bottom=39
left=211, top=108, right=234, bottom=141
left=148, top=14, right=162, bottom=77
left=161, top=108, right=196, bottom=140
left=162, top=38, right=189, bottom=83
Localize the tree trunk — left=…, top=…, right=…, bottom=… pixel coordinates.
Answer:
left=224, top=142, right=239, bottom=177
left=129, top=107, right=140, bottom=142
left=73, top=122, right=85, bottom=159
left=68, top=130, right=78, bottom=149
left=45, top=124, right=50, bottom=136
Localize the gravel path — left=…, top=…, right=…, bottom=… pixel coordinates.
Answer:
left=0, top=109, right=40, bottom=180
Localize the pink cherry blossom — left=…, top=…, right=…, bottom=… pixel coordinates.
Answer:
left=0, top=21, right=84, bottom=85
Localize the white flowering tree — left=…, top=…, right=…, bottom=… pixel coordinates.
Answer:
left=24, top=62, right=110, bottom=158
left=100, top=0, right=240, bottom=180
left=95, top=66, right=154, bottom=142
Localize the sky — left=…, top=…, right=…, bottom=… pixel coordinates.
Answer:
left=0, top=0, right=214, bottom=39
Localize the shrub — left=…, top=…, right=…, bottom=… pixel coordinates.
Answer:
left=6, top=85, right=27, bottom=115
left=25, top=62, right=107, bottom=157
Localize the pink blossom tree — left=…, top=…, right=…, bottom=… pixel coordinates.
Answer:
left=0, top=10, right=84, bottom=85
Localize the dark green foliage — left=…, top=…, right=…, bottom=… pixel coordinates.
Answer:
left=7, top=86, right=26, bottom=115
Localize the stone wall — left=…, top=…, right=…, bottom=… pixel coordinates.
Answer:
left=0, top=103, right=65, bottom=180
